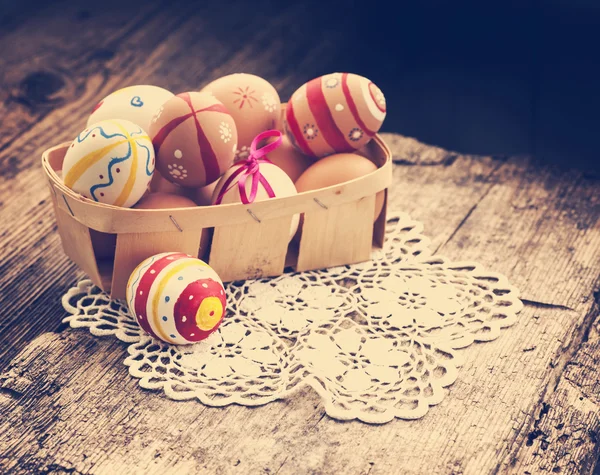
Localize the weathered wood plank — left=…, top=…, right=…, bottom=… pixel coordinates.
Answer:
left=1, top=134, right=599, bottom=474
left=0, top=0, right=351, bottom=367
left=508, top=290, right=600, bottom=474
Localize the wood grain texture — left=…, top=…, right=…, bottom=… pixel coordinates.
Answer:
left=296, top=196, right=376, bottom=271
left=1, top=134, right=599, bottom=474
left=0, top=0, right=353, bottom=367
left=1, top=1, right=599, bottom=473
left=209, top=216, right=292, bottom=282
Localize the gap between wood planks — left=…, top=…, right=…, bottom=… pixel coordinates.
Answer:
left=507, top=286, right=600, bottom=474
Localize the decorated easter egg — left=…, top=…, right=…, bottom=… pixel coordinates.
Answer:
left=284, top=73, right=386, bottom=158
left=126, top=252, right=226, bottom=344
left=200, top=74, right=281, bottom=161
left=134, top=193, right=211, bottom=259
left=149, top=92, right=237, bottom=188
left=265, top=135, right=314, bottom=183
left=295, top=153, right=385, bottom=221
left=62, top=119, right=154, bottom=207
left=212, top=159, right=299, bottom=238
left=88, top=85, right=174, bottom=133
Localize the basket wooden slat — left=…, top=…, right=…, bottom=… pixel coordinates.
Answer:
left=296, top=195, right=376, bottom=272
left=42, top=134, right=392, bottom=299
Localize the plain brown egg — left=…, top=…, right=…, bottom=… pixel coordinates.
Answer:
left=149, top=171, right=186, bottom=196
left=134, top=192, right=212, bottom=260
left=295, top=153, right=385, bottom=221
left=192, top=179, right=219, bottom=206
left=265, top=135, right=315, bottom=183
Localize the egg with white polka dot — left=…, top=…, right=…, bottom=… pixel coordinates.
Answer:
left=284, top=73, right=386, bottom=158
left=88, top=85, right=174, bottom=133
left=126, top=252, right=227, bottom=344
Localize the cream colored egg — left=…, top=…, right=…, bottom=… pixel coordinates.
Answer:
left=62, top=119, right=154, bottom=208
left=87, top=85, right=174, bottom=133
left=212, top=161, right=299, bottom=239
left=200, top=74, right=281, bottom=161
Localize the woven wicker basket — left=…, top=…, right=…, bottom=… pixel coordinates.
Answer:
left=42, top=132, right=392, bottom=299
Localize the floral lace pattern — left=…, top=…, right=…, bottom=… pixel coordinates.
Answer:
left=62, top=211, right=522, bottom=423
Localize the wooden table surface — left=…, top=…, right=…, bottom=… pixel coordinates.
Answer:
left=1, top=1, right=600, bottom=474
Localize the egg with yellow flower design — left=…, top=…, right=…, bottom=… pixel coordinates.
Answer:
left=126, top=252, right=226, bottom=344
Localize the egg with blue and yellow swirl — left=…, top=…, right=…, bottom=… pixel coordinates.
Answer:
left=126, top=252, right=226, bottom=345
left=62, top=119, right=155, bottom=208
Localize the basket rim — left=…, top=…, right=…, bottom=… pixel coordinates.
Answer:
left=42, top=135, right=392, bottom=234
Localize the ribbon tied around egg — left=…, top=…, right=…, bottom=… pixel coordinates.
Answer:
left=214, top=130, right=281, bottom=205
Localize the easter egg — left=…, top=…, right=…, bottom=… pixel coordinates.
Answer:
left=212, top=160, right=299, bottom=239
left=88, top=85, right=174, bottom=133
left=284, top=73, right=386, bottom=158
left=62, top=119, right=154, bottom=207
left=265, top=135, right=314, bottom=183
left=200, top=74, right=281, bottom=161
left=134, top=193, right=211, bottom=259
left=126, top=252, right=226, bottom=344
left=295, top=153, right=385, bottom=221
left=192, top=179, right=219, bottom=206
left=149, top=92, right=237, bottom=188
left=149, top=170, right=186, bottom=196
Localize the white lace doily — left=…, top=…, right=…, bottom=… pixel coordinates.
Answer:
left=62, top=211, right=522, bottom=423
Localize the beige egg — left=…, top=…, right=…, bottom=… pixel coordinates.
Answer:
left=285, top=73, right=386, bottom=158
left=149, top=92, right=237, bottom=188
left=212, top=161, right=299, bottom=239
left=134, top=192, right=212, bottom=260
left=264, top=135, right=314, bottom=183
left=87, top=85, right=174, bottom=133
left=200, top=74, right=281, bottom=161
left=295, top=153, right=385, bottom=221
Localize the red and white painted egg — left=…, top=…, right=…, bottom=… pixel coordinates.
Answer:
left=87, top=85, right=174, bottom=133
left=284, top=73, right=386, bottom=158
left=149, top=92, right=237, bottom=188
left=126, top=252, right=226, bottom=345
left=62, top=119, right=154, bottom=208
left=200, top=74, right=281, bottom=161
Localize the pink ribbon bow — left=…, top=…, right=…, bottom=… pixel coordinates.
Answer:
left=214, top=129, right=282, bottom=205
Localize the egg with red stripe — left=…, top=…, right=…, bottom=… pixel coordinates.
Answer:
left=126, top=252, right=226, bottom=344
left=149, top=92, right=237, bottom=188
left=284, top=73, right=386, bottom=158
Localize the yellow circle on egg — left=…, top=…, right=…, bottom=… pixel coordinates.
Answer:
left=195, top=297, right=223, bottom=331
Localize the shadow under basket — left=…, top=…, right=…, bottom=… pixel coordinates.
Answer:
left=42, top=135, right=393, bottom=299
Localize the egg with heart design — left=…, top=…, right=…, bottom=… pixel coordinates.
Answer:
left=88, top=85, right=174, bottom=133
